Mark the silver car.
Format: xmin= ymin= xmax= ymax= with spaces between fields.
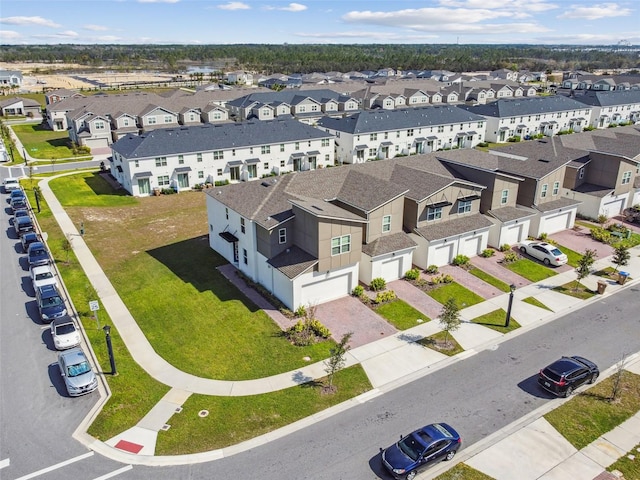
xmin=519 ymin=241 xmax=568 ymax=266
xmin=57 ymin=348 xmax=98 ymax=396
xmin=50 ymin=316 xmax=81 ymax=350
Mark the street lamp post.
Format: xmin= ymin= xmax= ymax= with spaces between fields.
xmin=103 ymin=325 xmax=117 ymax=375
xmin=505 ymin=284 xmax=516 ymax=327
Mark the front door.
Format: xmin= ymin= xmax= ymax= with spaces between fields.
xmin=177 ymin=173 xmax=189 ymax=188
xmin=138 ymin=178 xmax=150 ymax=195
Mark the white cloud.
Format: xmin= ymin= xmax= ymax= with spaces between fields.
xmin=95 ymin=35 xmax=122 ymax=42
xmin=84 ymin=24 xmax=109 ymax=31
xmin=218 ymin=2 xmax=250 ymax=10
xmin=295 ymin=31 xmax=439 ymax=42
xmin=0 ymin=30 xmax=21 ymax=40
xmin=0 ymin=16 xmax=61 ymax=28
xmin=438 ymin=0 xmax=558 ymax=11
xmin=280 ymin=3 xmax=307 ymax=12
xmin=138 ymin=0 xmax=180 ymax=3
xmin=558 ymin=3 xmax=632 ymax=20
xmin=31 ymin=30 xmax=79 ymax=40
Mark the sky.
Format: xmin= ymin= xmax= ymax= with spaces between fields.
xmin=0 ymin=0 xmax=639 ymax=46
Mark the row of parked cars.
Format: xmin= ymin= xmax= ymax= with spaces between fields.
xmin=5 ymin=178 xmax=98 ymax=397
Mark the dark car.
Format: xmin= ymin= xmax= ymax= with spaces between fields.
xmin=382 ymin=423 xmax=461 ymax=480
xmin=538 ymin=356 xmax=599 ymax=397
xmin=9 ymin=189 xmax=25 ymax=202
xmin=21 ymin=232 xmax=40 ymax=253
xmin=27 ymin=241 xmax=50 ymax=267
xmin=35 ymin=284 xmax=67 ymax=322
xmin=10 ymin=208 xmax=29 ymax=225
xmin=14 ymin=215 xmax=34 ymax=236
xmin=10 ymin=197 xmax=28 ymax=213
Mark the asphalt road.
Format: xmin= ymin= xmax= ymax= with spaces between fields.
xmin=2 ymin=167 xmax=640 ymax=479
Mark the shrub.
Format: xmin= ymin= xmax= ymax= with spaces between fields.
xmin=481 ymin=248 xmax=495 ymax=258
xmin=597 ymin=214 xmax=608 ymax=225
xmin=294 ymin=305 xmax=307 ymax=318
xmin=370 ymin=277 xmax=387 ymax=292
xmin=590 ymin=227 xmax=612 ymax=244
xmin=477 ymin=142 xmax=489 ymax=147
xmin=503 ymin=251 xmax=519 ymax=263
xmin=374 ymin=290 xmax=397 ymax=304
xmin=584 ymin=126 xmax=595 ymax=131
xmin=499 ymin=244 xmax=511 ymax=252
xmin=214 ymin=179 xmax=229 ymax=187
xmin=452 ymin=254 xmax=469 ymax=266
xmin=431 ymin=274 xmax=453 ymax=284
xmin=425 ymin=265 xmax=439 ymax=274
xmin=352 ymin=285 xmax=364 ymax=297
xmin=309 ymin=319 xmax=331 ymax=338
xmin=279 ymin=307 xmax=294 ymax=318
xmin=507 ymin=135 xmax=521 ymax=143
xmin=404 ymin=268 xmax=421 ymax=281
xmin=538 ymin=232 xmax=548 ymax=241
xmin=161 ymin=187 xmax=176 ymax=195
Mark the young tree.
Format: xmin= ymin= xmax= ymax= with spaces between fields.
xmin=61 ymin=235 xmax=72 ymax=265
xmin=574 ymin=249 xmax=597 ymax=291
xmin=439 ymin=298 xmax=461 ymax=347
xmin=612 ymin=244 xmax=630 ymax=273
xmin=324 ymin=332 xmax=353 ymax=393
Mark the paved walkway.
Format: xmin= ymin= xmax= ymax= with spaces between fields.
xmin=33 ymin=172 xmax=640 ymax=477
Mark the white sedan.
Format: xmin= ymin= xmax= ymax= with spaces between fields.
xmin=50 ymin=315 xmax=81 ymax=350
xmin=30 ymin=264 xmax=58 ymax=291
xmin=519 ymin=241 xmax=568 ymax=266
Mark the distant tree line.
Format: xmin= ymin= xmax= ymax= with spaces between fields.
xmin=0 ymin=44 xmax=638 ymax=74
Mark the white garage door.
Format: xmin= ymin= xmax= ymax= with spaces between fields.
xmin=381 ymin=257 xmax=402 ymax=281
xmin=542 ymin=212 xmax=571 ymax=234
xmin=461 ymin=235 xmax=482 ymax=257
xmin=300 ymin=273 xmax=350 ymax=306
xmin=602 ymin=199 xmax=625 ymax=217
xmin=503 ymin=224 xmax=524 ymax=245
xmin=430 ymin=243 xmax=455 ymax=266
xmin=86 ymin=138 xmax=110 ymax=149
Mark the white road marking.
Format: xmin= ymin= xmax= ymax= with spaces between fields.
xmin=93 ymin=465 xmax=133 ymax=480
xmin=14 ymin=451 xmax=94 ymax=480
xmin=0 ymin=458 xmax=10 ymax=469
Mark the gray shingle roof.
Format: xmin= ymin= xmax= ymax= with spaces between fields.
xmin=111 ymin=119 xmax=331 ymax=158
xmin=335 ymin=170 xmax=408 ymax=213
xmin=460 ymin=95 xmax=588 ymax=118
xmin=414 ymin=213 xmax=493 ymax=241
xmin=361 ymin=232 xmax=417 ymax=257
xmin=534 ymin=197 xmax=582 ymax=212
xmin=487 ymin=206 xmax=536 ymax=222
xmin=572 ymin=90 xmax=640 ymax=107
xmin=226 ymin=88 xmax=351 ymax=109
xmin=267 ymin=245 xmax=318 ymax=279
xmin=316 ymin=105 xmax=486 ymax=134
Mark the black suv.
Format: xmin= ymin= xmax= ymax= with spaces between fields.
xmin=538 ymin=356 xmax=599 ymax=397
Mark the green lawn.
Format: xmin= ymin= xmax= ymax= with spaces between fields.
xmin=375 ymin=299 xmax=430 ymax=330
xmin=468 ymin=267 xmax=511 ymax=292
xmin=155 ymin=365 xmax=372 ymax=454
xmin=522 ymin=296 xmax=552 ymax=311
xmin=434 ymin=463 xmax=495 ymax=480
xmin=504 ymin=258 xmax=558 ymax=282
xmin=12 ymin=123 xmax=89 ymax=159
xmin=608 ymin=442 xmax=640 ymax=479
xmin=418 ymin=331 xmax=464 ymax=356
xmin=553 ymin=281 xmax=596 ymax=300
xmin=50 ymin=171 xmax=136 ymax=206
xmin=545 ymin=371 xmax=640 ymax=450
xmin=471 ymin=309 xmax=521 ymax=334
xmin=554 ymin=243 xmax=583 ymax=268
xmin=427 ymin=282 xmax=484 ymax=308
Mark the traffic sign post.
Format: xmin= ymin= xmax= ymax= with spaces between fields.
xmin=89 ymin=300 xmax=100 ymax=328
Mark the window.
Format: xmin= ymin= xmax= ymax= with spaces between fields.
xmin=155 ymin=157 xmax=167 ymax=167
xmin=308 ymin=140 xmax=312 ymax=147
xmin=501 ymin=189 xmax=509 ymax=205
xmin=295 ymin=142 xmax=299 ymax=150
xmin=458 ymin=200 xmax=472 ymax=214
xmin=123 ymin=118 xmax=130 ymax=127
xmin=225 ymin=208 xmax=229 ymax=220
xmin=321 ymin=138 xmax=330 ymax=147
xmin=134 ymin=160 xmax=139 ymax=168
xmin=331 ymin=235 xmax=351 ymax=255
xmin=147 ymin=116 xmax=157 ymax=125
xmin=243 ymin=248 xmax=248 ymax=265
xmin=213 ymin=150 xmax=224 ymax=160
xmin=382 ymin=215 xmax=391 ymax=232
xmin=217 ymin=168 xmax=222 ymax=176
xmin=261 ymin=145 xmax=271 ymax=154
xmin=213 ymin=111 xmax=222 ymax=120
xmin=240 ymin=218 xmax=245 ymax=234
xmin=94 ymin=121 xmax=105 ymax=130
xmin=325 ymin=154 xmax=330 ymax=163
xmin=552 ymin=181 xmax=560 ymax=195
xmin=263 ymin=162 xmax=269 ymax=170
xmin=157 ymin=175 xmax=169 ymax=186
xmin=280 ymin=144 xmax=285 ymax=152
xmin=579 ymin=168 xmax=585 ymax=179
xmin=541 ymin=183 xmax=548 ymax=198
xmin=427 ymin=207 xmax=442 ymax=221
xmin=278 ymin=228 xmax=286 ymax=244
xmin=370 ymin=133 xmax=377 ymax=141
xmin=164 ymin=115 xmax=172 ymax=123
xmin=247 ymin=164 xmax=257 ymax=179
xmin=197 ymin=153 xmax=203 ymax=162
xmin=178 ymin=155 xmax=184 ymax=164
xmin=407 ymin=128 xmax=414 ymax=137
xmin=622 ymin=171 xmax=632 ymax=185
xmin=280 ymin=160 xmax=286 ymax=167
xmin=437 ymin=125 xmax=444 ymax=133
xmin=369 ymin=148 xmax=377 ymax=157
xmin=198 ymin=170 xmax=204 ymax=179
xmin=232 ymin=149 xmax=236 ymax=156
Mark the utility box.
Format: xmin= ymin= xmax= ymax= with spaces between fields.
xmin=618 ymin=272 xmax=629 ymax=285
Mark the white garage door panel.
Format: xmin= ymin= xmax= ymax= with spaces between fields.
xmin=381 ymin=258 xmax=402 ymax=281
xmin=461 ymin=236 xmax=482 ymax=257
xmin=602 ymin=199 xmax=624 ymax=217
xmin=431 ymin=243 xmax=454 ymax=266
xmin=300 ymin=274 xmax=350 ymax=306
xmin=503 ymin=224 xmax=523 ymax=246
xmin=542 ymin=212 xmax=570 ymax=234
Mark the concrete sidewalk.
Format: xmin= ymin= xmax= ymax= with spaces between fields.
xmin=36 ymin=172 xmax=640 ymax=474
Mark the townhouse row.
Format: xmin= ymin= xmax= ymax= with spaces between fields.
xmin=204 ymin=125 xmax=640 ymax=311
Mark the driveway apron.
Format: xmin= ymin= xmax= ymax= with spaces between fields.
xmin=387 ymin=279 xmax=444 ymax=320
xmin=550 ymin=227 xmax=614 ymax=261
xmin=438 ymin=264 xmax=504 ymax=299
xmin=470 ymin=254 xmax=532 ymax=288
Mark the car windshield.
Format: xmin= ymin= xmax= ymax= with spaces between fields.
xmin=43 ymin=296 xmax=63 ymax=307
xmin=542 ymin=367 xmax=563 ymax=382
xmin=36 ymin=272 xmax=54 ymax=281
xmin=67 ymin=361 xmax=90 ymax=377
xmin=55 ymin=323 xmax=76 ymax=335
xmin=31 ymin=249 xmax=46 ymax=256
xmin=398 ymin=433 xmax=423 ymax=461
xmin=550 ymin=248 xmax=563 ymax=256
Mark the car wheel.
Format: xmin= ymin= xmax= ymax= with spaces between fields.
xmin=405 ymin=471 xmax=416 ymax=480
xmin=564 ymin=385 xmax=574 ymax=398
xmin=543 ymin=258 xmax=550 ymax=266
xmin=520 ymin=246 xmax=527 ymax=253
xmin=445 ymin=450 xmax=456 ymax=461
xmin=589 ymin=372 xmax=599 ymax=384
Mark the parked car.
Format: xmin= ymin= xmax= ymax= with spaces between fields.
xmin=10 ymin=208 xmax=29 ymax=225
xmin=10 ymin=197 xmax=28 ymax=213
xmin=50 ymin=315 xmax=81 ymax=350
xmin=9 ymin=188 xmax=25 ymax=201
xmin=538 ymin=356 xmax=599 ymax=397
xmin=381 ymin=423 xmax=461 ymax=480
xmin=27 ymin=241 xmax=50 ymax=267
xmin=35 ymin=284 xmax=67 ymax=322
xmin=519 ymin=241 xmax=568 ymax=266
xmin=57 ymin=347 xmax=98 ymax=396
xmin=21 ymin=232 xmax=40 ymax=253
xmin=2 ymin=177 xmax=20 ymax=193
xmin=14 ymin=215 xmax=34 ymax=236
xmin=30 ymin=264 xmax=58 ymax=291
